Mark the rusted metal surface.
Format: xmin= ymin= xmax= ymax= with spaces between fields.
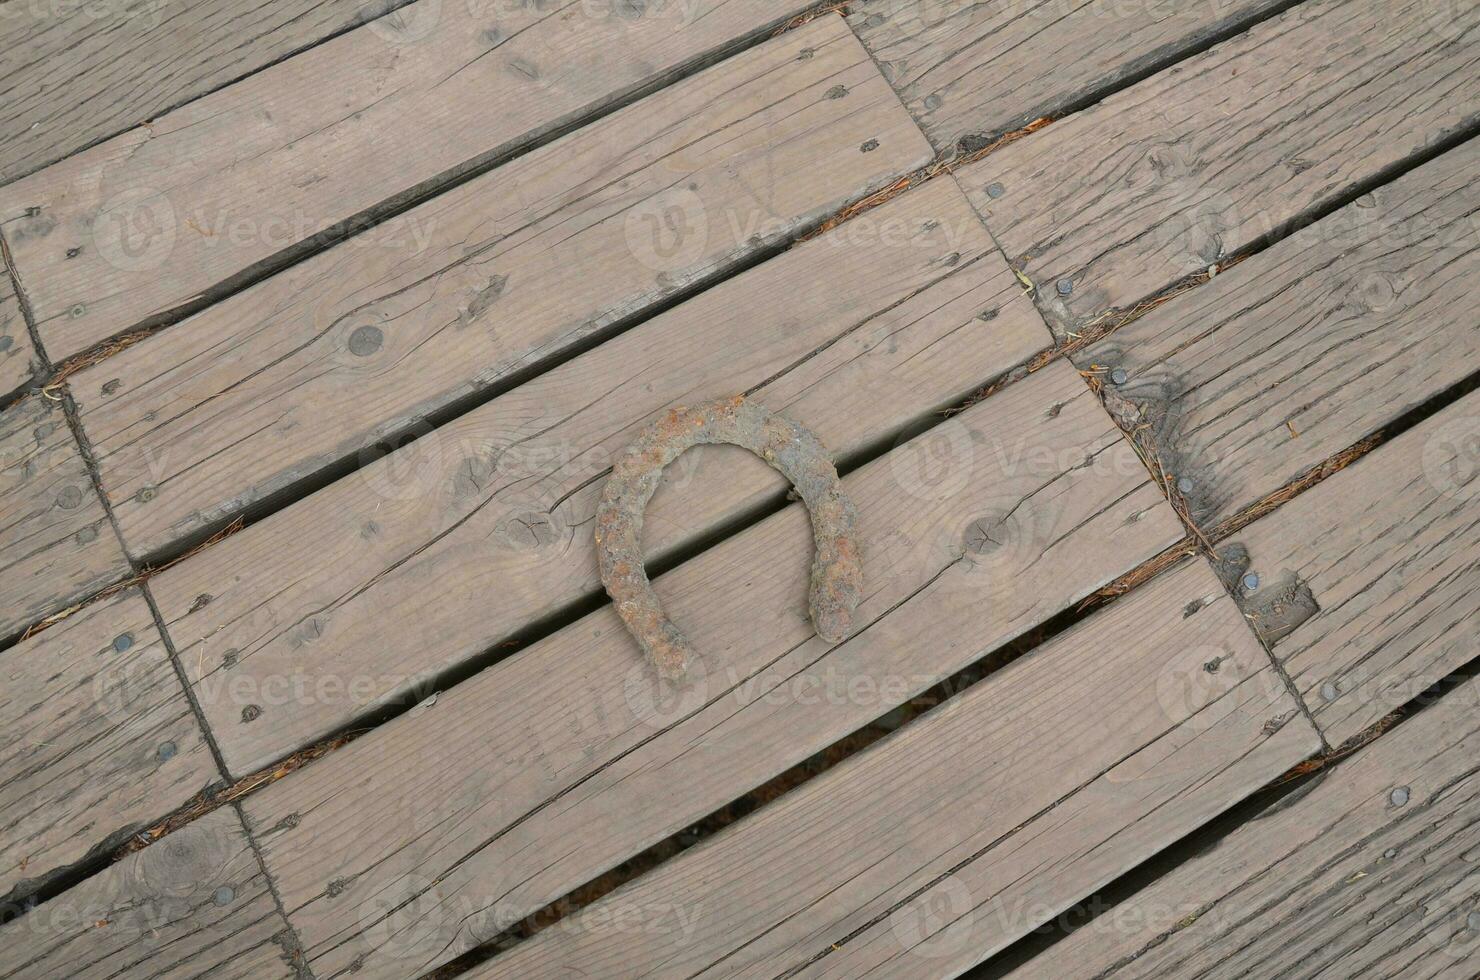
xmin=596 ymin=396 xmax=862 ymax=678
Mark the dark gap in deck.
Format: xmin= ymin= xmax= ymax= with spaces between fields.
xmin=968 ymin=655 xmax=1480 ymax=979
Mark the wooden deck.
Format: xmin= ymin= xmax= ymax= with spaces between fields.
xmin=0 ymin=1 xmax=1476 ymax=977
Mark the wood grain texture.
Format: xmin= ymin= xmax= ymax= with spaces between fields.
xmin=0 ymin=0 xmax=815 ymax=360
xmin=0 ymin=272 xmax=38 ymax=400
xmin=1078 ymin=138 xmax=1480 ymax=527
xmin=957 ymin=0 xmax=1480 ymax=334
xmin=0 ymin=0 xmax=418 ymax=186
xmin=0 ymin=807 xmax=301 ymax=979
xmin=144 ymin=174 xmax=1040 ymax=778
xmin=0 ymin=589 xmax=216 ymax=902
xmin=0 ymin=395 xmax=129 ymax=640
xmin=848 ymin=0 xmax=1285 ymax=152
xmin=475 ymin=560 xmax=1319 ymax=979
xmin=71 ymin=14 xmax=933 ymax=560
xmin=1219 ymin=392 xmax=1480 ymax=748
xmin=1005 ymin=672 xmax=1480 ymax=979
xmin=241 ymin=360 xmax=1184 ymax=980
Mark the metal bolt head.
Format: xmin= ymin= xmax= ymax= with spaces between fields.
xmin=1468 ymin=911 xmax=1480 ymax=932
xmin=213 ymin=886 xmax=235 ymax=907
xmin=1320 ymin=681 xmax=1339 ymax=702
xmin=1242 ymin=572 xmax=1260 ymax=591
xmin=985 ymin=182 xmax=1006 ymax=199
xmin=1176 ymin=477 xmax=1194 ymax=494
xmin=1390 ymin=786 xmax=1410 ymax=807
xmin=1109 ymin=367 xmax=1129 ymax=386
xmin=1055 ymin=278 xmax=1074 ymax=296
xmin=112 ymin=632 xmax=134 ymax=653
xmin=156 ymin=741 xmax=177 ymax=761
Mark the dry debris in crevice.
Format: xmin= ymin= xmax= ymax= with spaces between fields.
xmin=39 ymin=329 xmax=154 ymax=400
xmin=775 ymin=0 xmax=852 ymax=34
xmin=1275 ymin=708 xmax=1402 ymax=785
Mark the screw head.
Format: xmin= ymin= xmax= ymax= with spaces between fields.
xmin=156 ymin=741 xmax=177 ymax=761
xmin=1242 ymin=572 xmax=1260 ymax=591
xmin=1320 ymin=681 xmax=1339 ymax=702
xmin=1468 ymin=911 xmax=1480 ymax=932
xmin=1109 ymin=367 xmax=1129 ymax=386
xmin=1176 ymin=477 xmax=1193 ymax=494
xmin=113 ymin=633 xmax=134 ymax=653
xmin=984 ymin=182 xmax=1006 ymax=199
xmin=1055 ymin=278 xmax=1074 ymax=296
xmin=213 ymin=886 xmax=235 ymax=907
xmin=1390 ymin=786 xmax=1410 ymax=807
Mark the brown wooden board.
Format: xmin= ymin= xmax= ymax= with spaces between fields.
xmin=0 ymin=1 xmax=419 ymax=186
xmin=0 ymin=0 xmax=817 ymax=360
xmin=1218 ymin=393 xmax=1480 ymax=748
xmin=0 ymin=273 xmax=38 ymax=400
xmin=1004 ymin=672 xmax=1480 ymax=978
xmin=472 ymin=559 xmax=1320 ymax=978
xmin=0 ymin=395 xmax=129 ymax=640
xmin=0 ymin=589 xmax=217 ymax=901
xmin=956 ymin=0 xmax=1480 ymax=335
xmin=240 ymin=359 xmax=1185 ymax=980
xmin=148 ymin=175 xmax=1047 ymax=779
xmin=848 ymin=0 xmax=1285 ymax=152
xmin=71 ymin=14 xmax=933 ymax=561
xmin=1077 ymin=138 xmax=1480 ymax=529
xmin=0 ymin=807 xmax=302 ymax=979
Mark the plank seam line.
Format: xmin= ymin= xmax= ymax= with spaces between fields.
xmin=231 ymin=801 xmax=320 ymax=980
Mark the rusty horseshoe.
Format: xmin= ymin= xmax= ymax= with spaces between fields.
xmin=595 ymin=396 xmax=863 ymax=679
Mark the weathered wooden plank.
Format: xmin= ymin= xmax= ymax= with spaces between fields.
xmin=0 ymin=272 xmax=38 ymax=400
xmin=0 ymin=0 xmax=818 ymax=360
xmin=848 ymin=0 xmax=1285 ymax=152
xmin=1006 ymin=672 xmax=1480 ymax=978
xmin=0 ymin=807 xmax=301 ymax=979
xmin=0 ymin=589 xmax=216 ymax=901
xmin=0 ymin=1 xmax=421 ymax=187
xmin=70 ymin=15 xmax=933 ymax=561
xmin=148 ymin=175 xmax=1044 ymax=778
xmin=473 ymin=559 xmax=1319 ymax=979
xmin=957 ymin=0 xmax=1480 ymax=334
xmin=241 ymin=359 xmax=1184 ymax=980
xmin=1216 ymin=393 xmax=1480 ymax=747
xmin=0 ymin=395 xmax=129 ymax=641
xmin=1080 ymin=138 xmax=1480 ymax=528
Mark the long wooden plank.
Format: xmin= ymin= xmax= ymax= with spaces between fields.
xmin=70 ymin=14 xmax=932 ymax=560
xmin=0 ymin=589 xmax=217 ymax=901
xmin=848 ymin=0 xmax=1284 ymax=152
xmin=1216 ymin=392 xmax=1480 ymax=748
xmin=1078 ymin=138 xmax=1480 ymax=528
xmin=1006 ymin=672 xmax=1480 ymax=978
xmin=956 ymin=0 xmax=1480 ymax=334
xmin=0 ymin=1 xmax=418 ymax=186
xmin=148 ymin=175 xmax=1045 ymax=778
xmin=0 ymin=807 xmax=301 ymax=979
xmin=0 ymin=395 xmax=129 ymax=640
xmin=241 ymin=360 xmax=1184 ymax=980
xmin=0 ymin=0 xmax=818 ymax=360
xmin=0 ymin=272 xmax=37 ymax=400
xmin=473 ymin=559 xmax=1319 ymax=978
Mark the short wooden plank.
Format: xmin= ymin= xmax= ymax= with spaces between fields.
xmin=1218 ymin=392 xmax=1480 ymax=747
xmin=0 ymin=395 xmax=129 ymax=640
xmin=0 ymin=807 xmax=301 ymax=979
xmin=0 ymin=1 xmax=414 ymax=186
xmin=473 ymin=559 xmax=1320 ymax=979
xmin=241 ymin=359 xmax=1185 ymax=980
xmin=957 ymin=0 xmax=1480 ymax=334
xmin=1006 ymin=672 xmax=1480 ymax=978
xmin=149 ymin=175 xmax=1046 ymax=777
xmin=0 ymin=0 xmax=818 ymax=360
xmin=0 ymin=589 xmax=217 ymax=901
xmin=0 ymin=273 xmax=38 ymax=400
xmin=1078 ymin=137 xmax=1480 ymax=528
xmin=848 ymin=0 xmax=1284 ymax=152
xmin=71 ymin=14 xmax=933 ymax=560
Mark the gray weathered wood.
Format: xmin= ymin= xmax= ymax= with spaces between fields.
xmin=472 ymin=559 xmax=1319 ymax=979
xmin=0 ymin=272 xmax=38 ymax=400
xmin=1005 ymin=672 xmax=1480 ymax=978
xmin=1079 ymin=138 xmax=1480 ymax=527
xmin=1219 ymin=392 xmax=1480 ymax=748
xmin=848 ymin=0 xmax=1285 ymax=152
xmin=0 ymin=0 xmax=817 ymax=360
xmin=241 ymin=359 xmax=1185 ymax=980
xmin=957 ymin=0 xmax=1480 ymax=334
xmin=0 ymin=588 xmax=216 ymax=901
xmin=0 ymin=1 xmax=421 ymax=186
xmin=146 ymin=174 xmax=1045 ymax=778
xmin=0 ymin=395 xmax=129 ymax=640
xmin=71 ymin=14 xmax=933 ymax=561
xmin=0 ymin=807 xmax=302 ymax=979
